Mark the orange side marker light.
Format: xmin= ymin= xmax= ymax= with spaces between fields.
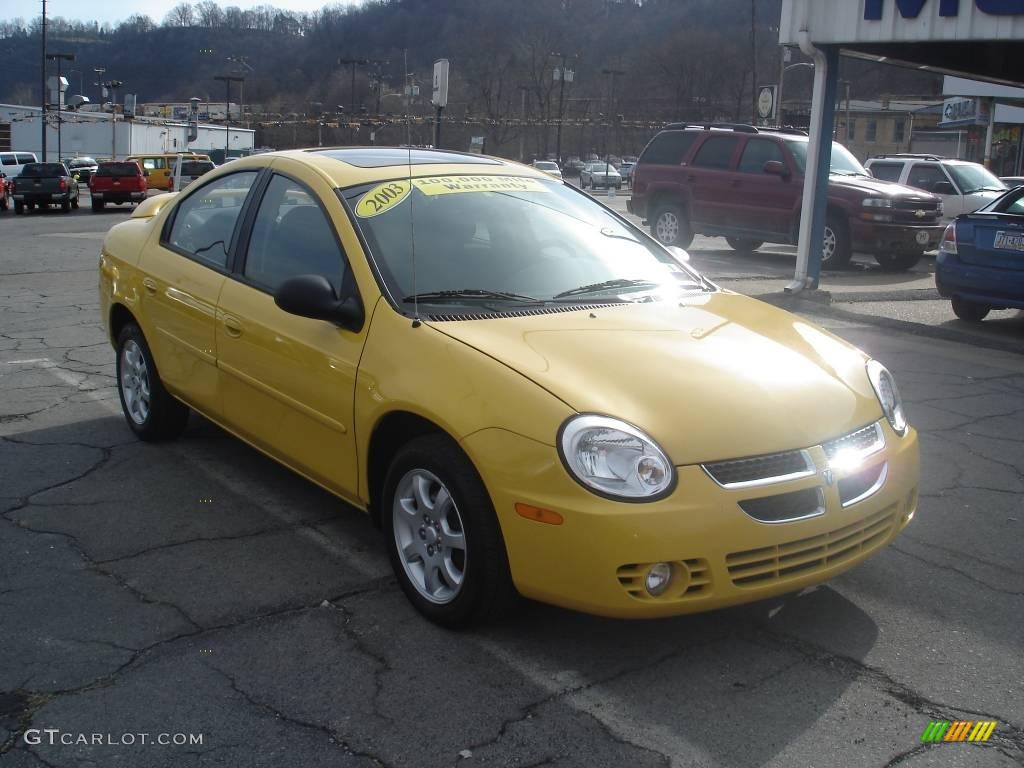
xmin=515 ymin=503 xmax=564 ymax=526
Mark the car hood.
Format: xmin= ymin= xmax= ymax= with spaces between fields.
xmin=831 ymin=174 xmax=938 ymax=201
xmin=431 ymin=292 xmax=882 ymax=465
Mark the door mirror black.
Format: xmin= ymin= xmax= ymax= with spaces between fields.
xmin=932 ymin=181 xmax=955 ymax=195
xmin=274 ymin=274 xmax=364 ymax=330
xmin=763 ymin=160 xmax=788 ymax=177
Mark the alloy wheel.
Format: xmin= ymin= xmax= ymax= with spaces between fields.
xmin=656 ymin=211 xmax=680 ymax=244
xmin=120 ymin=340 xmax=151 ymax=425
xmin=822 ymin=225 xmax=837 ymax=264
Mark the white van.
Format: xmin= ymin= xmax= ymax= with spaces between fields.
xmin=0 ymin=152 xmax=40 ymax=181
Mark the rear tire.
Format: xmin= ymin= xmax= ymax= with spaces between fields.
xmin=821 ymin=213 xmax=852 ymax=269
xmin=726 ymin=237 xmax=764 ymax=253
xmin=874 ymin=251 xmax=922 ymax=271
xmin=116 ymin=323 xmax=189 ymax=441
xmin=650 ymin=202 xmax=694 ymax=249
xmin=383 ymin=434 xmax=518 ymax=628
xmin=92 ymin=199 xmax=104 ymax=212
xmin=951 ymin=297 xmax=990 ymax=323
xmin=61 ymin=200 xmax=71 ymax=212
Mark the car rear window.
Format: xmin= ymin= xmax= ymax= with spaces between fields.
xmin=638 ymin=132 xmax=698 ymax=165
xmin=97 ymin=163 xmax=141 ymax=177
xmin=181 ymin=161 xmax=215 ymax=176
xmin=692 ymin=136 xmax=740 ymax=170
xmin=870 ymin=162 xmax=903 ymax=182
xmin=20 ymin=163 xmax=67 ymax=177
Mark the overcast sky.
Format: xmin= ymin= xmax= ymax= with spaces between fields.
xmin=4 ymin=0 xmax=357 ymax=26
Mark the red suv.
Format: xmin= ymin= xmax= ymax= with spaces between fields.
xmin=629 ymin=124 xmax=944 ymax=271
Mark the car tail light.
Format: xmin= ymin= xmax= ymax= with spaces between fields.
xmin=939 ymin=223 xmax=957 ymax=255
xmin=8 ymin=180 xmax=13 ymax=193
xmin=58 ymin=178 xmax=66 ymax=191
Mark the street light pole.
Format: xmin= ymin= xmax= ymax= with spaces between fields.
xmin=518 ymin=85 xmax=528 ymax=162
xmin=101 ymin=79 xmax=123 ymax=159
xmin=41 ymin=0 xmax=47 ymax=160
xmin=214 ymin=74 xmax=244 ymax=161
xmin=601 ymin=67 xmax=625 ymax=173
xmin=47 ymin=53 xmax=74 ymax=163
xmin=552 ymin=52 xmax=575 ymax=165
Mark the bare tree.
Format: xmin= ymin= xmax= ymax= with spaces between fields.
xmin=164 ymin=2 xmax=194 ymax=28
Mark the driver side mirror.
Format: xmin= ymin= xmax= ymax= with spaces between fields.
xmin=763 ymin=160 xmax=789 ymax=178
xmin=143 ymin=170 xmax=150 ymax=176
xmin=274 ymin=274 xmax=364 ymax=331
xmin=932 ymin=181 xmax=955 ymax=195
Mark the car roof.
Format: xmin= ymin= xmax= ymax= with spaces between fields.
xmin=212 ymin=147 xmax=549 ymax=188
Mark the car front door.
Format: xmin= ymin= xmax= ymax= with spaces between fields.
xmin=732 ymin=137 xmax=795 ymax=239
xmin=686 ymin=135 xmax=741 ymax=230
xmin=215 ymin=164 xmax=367 ymax=500
xmin=139 ymin=170 xmax=261 ymax=414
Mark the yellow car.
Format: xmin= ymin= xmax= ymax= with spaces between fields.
xmin=98 ymin=148 xmax=920 ymax=627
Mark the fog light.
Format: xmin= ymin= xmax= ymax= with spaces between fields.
xmin=645 ymin=562 xmax=672 ymax=596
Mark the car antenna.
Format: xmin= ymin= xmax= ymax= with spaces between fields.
xmin=406 ymin=48 xmax=421 ymax=329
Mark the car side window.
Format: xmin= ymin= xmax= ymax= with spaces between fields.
xmin=1 ymin=155 xmax=15 ymax=166
xmin=166 ymin=171 xmax=259 ymax=269
xmin=243 ymin=174 xmax=347 ymax=295
xmin=1000 ymin=191 xmax=1024 ymax=215
xmin=869 ymin=162 xmax=903 ymax=182
xmin=738 ymin=139 xmax=784 ymax=174
xmin=17 ymin=154 xmax=35 ymax=165
xmin=639 ymin=132 xmax=698 ymax=165
xmin=907 ymin=164 xmax=952 ymax=194
xmin=691 ymin=136 xmax=740 ymax=170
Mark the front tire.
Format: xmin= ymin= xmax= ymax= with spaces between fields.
xmin=14 ymin=201 xmax=24 ymax=215
xmin=726 ymin=237 xmax=764 ymax=253
xmin=383 ymin=434 xmax=517 ymax=628
xmin=650 ymin=202 xmax=694 ymax=249
xmin=821 ymin=213 xmax=852 ymax=269
xmin=116 ymin=323 xmax=189 ymax=441
xmin=951 ymin=296 xmax=990 ymax=323
xmin=874 ymin=251 xmax=922 ymax=271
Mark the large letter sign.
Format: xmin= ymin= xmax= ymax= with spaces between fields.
xmin=865 ymin=0 xmax=1024 ymax=18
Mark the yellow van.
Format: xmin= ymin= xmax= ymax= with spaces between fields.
xmin=125 ymin=153 xmax=211 ymax=191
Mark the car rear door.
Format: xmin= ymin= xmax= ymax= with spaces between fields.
xmin=686 ymin=135 xmax=742 ymax=230
xmin=214 ymin=161 xmax=367 ymax=500
xmin=139 ymin=169 xmax=261 ymax=414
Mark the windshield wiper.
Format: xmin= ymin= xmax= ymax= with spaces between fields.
xmin=553 ymin=278 xmax=657 ymax=299
xmin=401 ymin=289 xmax=540 ymax=303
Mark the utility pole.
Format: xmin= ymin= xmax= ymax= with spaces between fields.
xmin=47 ymin=52 xmax=74 ymax=163
xmin=518 ymin=85 xmax=528 ymax=162
xmin=601 ymin=67 xmax=625 ymax=173
xmin=225 ymin=56 xmax=254 ymax=129
xmin=338 ymin=57 xmax=369 ymax=116
xmin=311 ymin=102 xmax=323 ymax=147
xmin=552 ymin=52 xmax=575 ymax=165
xmin=750 ymin=0 xmax=758 ymax=124
xmin=214 ymin=74 xmax=244 ymax=161
xmin=102 ymin=79 xmax=123 ymax=159
xmin=93 ymin=67 xmax=105 ymax=106
xmin=40 ymin=0 xmax=47 ymax=160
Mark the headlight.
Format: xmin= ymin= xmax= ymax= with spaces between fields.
xmin=862 ymin=197 xmax=894 ymax=208
xmin=866 ymin=360 xmax=908 ymax=435
xmin=558 ymin=415 xmax=675 ymax=501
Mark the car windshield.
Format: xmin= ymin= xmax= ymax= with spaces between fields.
xmin=947 ymin=163 xmax=1006 ymax=194
xmin=342 ymin=174 xmax=708 ymax=310
xmin=786 ymin=140 xmax=869 ymax=177
xmin=20 ymin=163 xmax=67 ymax=177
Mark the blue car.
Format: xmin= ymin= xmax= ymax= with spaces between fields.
xmin=935 ymin=186 xmax=1024 ymax=322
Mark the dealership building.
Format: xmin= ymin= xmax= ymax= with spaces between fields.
xmin=0 ymin=104 xmax=255 ymax=163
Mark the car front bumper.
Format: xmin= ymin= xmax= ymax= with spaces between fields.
xmin=464 ymin=420 xmax=919 ymax=618
xmin=851 ymin=221 xmax=944 ymax=253
xmin=935 ymin=251 xmax=1024 ymax=310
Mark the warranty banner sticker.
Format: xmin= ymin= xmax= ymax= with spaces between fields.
xmin=412 ymin=176 xmax=549 ymax=196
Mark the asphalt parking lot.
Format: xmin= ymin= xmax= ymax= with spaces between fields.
xmin=1 ymin=189 xmax=1022 ymax=767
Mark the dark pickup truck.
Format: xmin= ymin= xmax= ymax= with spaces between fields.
xmin=89 ymin=161 xmax=147 ymax=210
xmin=12 ymin=162 xmax=81 ymax=214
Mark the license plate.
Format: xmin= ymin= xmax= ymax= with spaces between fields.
xmin=916 ymin=231 xmax=930 ymax=245
xmin=993 ymin=231 xmax=1024 ymax=251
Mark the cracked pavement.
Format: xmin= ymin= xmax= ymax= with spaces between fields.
xmin=1 ymin=206 xmax=1022 ymax=767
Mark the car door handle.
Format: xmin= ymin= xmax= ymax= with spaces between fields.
xmin=142 ymin=277 xmax=157 ymax=295
xmin=223 ymin=316 xmax=243 ymax=337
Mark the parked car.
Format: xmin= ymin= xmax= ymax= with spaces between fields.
xmin=1000 ymin=176 xmax=1024 ymax=188
xmin=64 ymin=157 xmax=99 ymax=183
xmin=0 ymin=151 xmax=39 ymax=181
xmin=0 ymin=173 xmax=10 ymax=211
xmin=126 ymin=153 xmax=212 ymax=191
xmin=581 ymin=161 xmax=622 ymax=190
xmin=99 ymin=147 xmax=919 ymax=627
xmin=619 ymin=161 xmax=636 ymax=185
xmin=11 ymin=162 xmax=80 ymax=214
xmin=168 ymin=158 xmax=217 ymax=191
xmin=89 ymin=161 xmax=148 ymax=211
xmin=563 ymin=159 xmax=587 ymax=177
xmin=531 ymin=160 xmax=563 ymax=180
xmin=865 ymin=155 xmax=1007 ymax=222
xmin=935 ymin=185 xmax=1024 ymax=322
xmin=629 ymin=124 xmax=944 ymax=270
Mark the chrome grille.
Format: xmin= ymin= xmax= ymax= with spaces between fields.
xmin=822 ymin=422 xmax=885 ymax=462
xmin=738 ymin=487 xmax=824 ymax=523
xmin=726 ymin=505 xmax=898 ymax=587
xmin=703 ymin=450 xmax=814 ymax=488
